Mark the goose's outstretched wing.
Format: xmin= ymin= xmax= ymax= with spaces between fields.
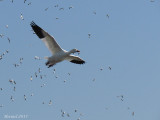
xmin=30 ymin=21 xmax=62 ymax=55
xmin=65 ymin=55 xmax=85 ymax=64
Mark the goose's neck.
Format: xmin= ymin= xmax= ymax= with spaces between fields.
xmin=67 ymin=49 xmax=75 ymax=55
xmin=66 ymin=49 xmax=79 ymax=56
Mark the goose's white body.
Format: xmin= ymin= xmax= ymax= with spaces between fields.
xmin=46 ymin=50 xmax=68 ymax=66
xmin=30 ymin=21 xmax=85 ymax=68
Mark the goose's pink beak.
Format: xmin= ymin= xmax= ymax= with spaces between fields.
xmin=76 ymin=50 xmax=80 ymax=52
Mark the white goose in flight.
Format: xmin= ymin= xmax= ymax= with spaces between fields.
xmin=30 ymin=21 xmax=85 ymax=68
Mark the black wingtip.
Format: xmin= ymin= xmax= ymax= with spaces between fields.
xmin=30 ymin=21 xmax=45 ymax=39
xmin=30 ymin=21 xmax=36 ymax=26
xmin=70 ymin=60 xmax=85 ymax=64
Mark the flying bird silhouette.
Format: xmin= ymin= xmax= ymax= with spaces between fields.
xmin=30 ymin=21 xmax=85 ymax=68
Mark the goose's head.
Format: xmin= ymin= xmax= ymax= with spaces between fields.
xmin=70 ymin=49 xmax=80 ymax=54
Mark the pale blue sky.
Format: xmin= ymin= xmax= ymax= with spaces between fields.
xmin=0 ymin=0 xmax=160 ymax=120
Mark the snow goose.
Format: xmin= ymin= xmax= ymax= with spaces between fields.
xmin=30 ymin=21 xmax=85 ymax=68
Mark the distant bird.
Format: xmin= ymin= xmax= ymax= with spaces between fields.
xmin=54 ymin=4 xmax=58 ymax=7
xmin=14 ymin=81 xmax=16 ymax=84
xmin=9 ymin=79 xmax=16 ymax=84
xmin=93 ymin=11 xmax=96 ymax=15
xmin=61 ymin=110 xmax=65 ymax=117
xmin=35 ymin=72 xmax=37 ymax=77
xmin=0 ymin=104 xmax=4 ymax=107
xmin=11 ymin=0 xmax=13 ymax=3
xmin=61 ymin=114 xmax=64 ymax=117
xmin=38 ymin=68 xmax=41 ymax=73
xmin=61 ymin=109 xmax=64 ymax=113
xmin=40 ymin=75 xmax=43 ymax=79
xmin=100 ymin=68 xmax=103 ymax=71
xmin=24 ymin=0 xmax=26 ymax=3
xmin=20 ymin=57 xmax=23 ymax=64
xmin=68 ymin=73 xmax=71 ymax=75
xmin=30 ymin=21 xmax=85 ymax=68
xmin=67 ymin=113 xmax=70 ymax=117
xmin=10 ymin=96 xmax=14 ymax=101
xmin=13 ymin=64 xmax=19 ymax=67
xmin=74 ymin=109 xmax=77 ymax=112
xmin=59 ymin=8 xmax=64 ymax=10
xmin=24 ymin=95 xmax=27 ymax=101
xmin=88 ymin=33 xmax=91 ymax=38
xmin=45 ymin=7 xmax=49 ymax=11
xmin=53 ymin=69 xmax=56 ymax=74
xmin=108 ymin=66 xmax=111 ymax=70
xmin=6 ymin=25 xmax=8 ymax=28
xmin=49 ymin=100 xmax=52 ymax=105
xmin=41 ymin=83 xmax=45 ymax=87
xmin=92 ymin=78 xmax=96 ymax=82
xmin=3 ymin=50 xmax=9 ymax=53
xmin=20 ymin=14 xmax=24 ymax=20
xmin=34 ymin=56 xmax=41 ymax=60
xmin=0 ymin=34 xmax=4 ymax=38
xmin=28 ymin=2 xmax=31 ymax=5
xmin=117 ymin=95 xmax=124 ymax=101
xmin=30 ymin=76 xmax=33 ymax=81
xmin=7 ymin=37 xmax=10 ymax=43
xmin=0 ymin=88 xmax=3 ymax=90
xmin=68 ymin=6 xmax=73 ymax=9
xmin=106 ymin=14 xmax=109 ymax=18
xmin=0 ymin=55 xmax=2 ymax=60
xmin=13 ymin=86 xmax=16 ymax=91
xmin=56 ymin=17 xmax=59 ymax=20
xmin=2 ymin=52 xmax=5 ymax=56
xmin=13 ymin=64 xmax=16 ymax=67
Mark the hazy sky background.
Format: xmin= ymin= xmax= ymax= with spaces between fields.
xmin=0 ymin=0 xmax=160 ymax=120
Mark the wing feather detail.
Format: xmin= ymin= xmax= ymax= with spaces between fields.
xmin=65 ymin=55 xmax=85 ymax=64
xmin=30 ymin=21 xmax=62 ymax=55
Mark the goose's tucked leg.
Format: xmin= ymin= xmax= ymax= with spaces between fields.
xmin=48 ymin=64 xmax=54 ymax=68
xmin=45 ymin=61 xmax=50 ymax=66
xmin=45 ymin=61 xmax=55 ymax=68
